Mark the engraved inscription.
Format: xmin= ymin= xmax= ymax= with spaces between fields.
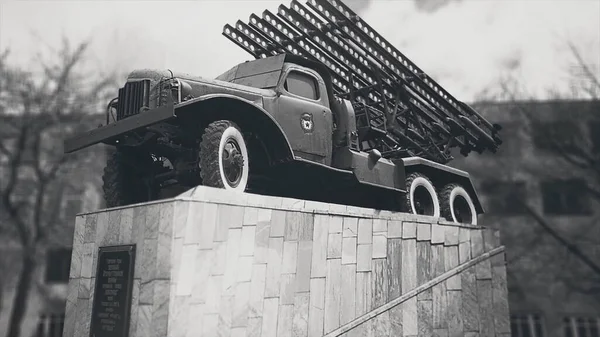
xmin=90 ymin=245 xmax=136 ymax=337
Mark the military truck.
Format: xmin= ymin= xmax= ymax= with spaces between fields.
xmin=64 ymin=0 xmax=502 ymax=226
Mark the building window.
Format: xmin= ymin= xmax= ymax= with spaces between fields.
xmin=489 ymin=121 xmax=522 ymax=157
xmin=479 ymin=180 xmax=527 ymax=215
xmin=532 ymin=121 xmax=580 ymax=152
xmin=563 ymin=316 xmax=600 ymax=337
xmin=589 ymin=122 xmax=600 ymax=152
xmin=36 ymin=314 xmax=65 ymax=337
xmin=540 ymin=179 xmax=591 ymax=215
xmin=45 ymin=248 xmax=72 ymax=283
xmin=511 ymin=313 xmax=546 ymax=337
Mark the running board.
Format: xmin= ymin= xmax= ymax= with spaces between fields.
xmin=323 ymin=245 xmax=506 ymax=337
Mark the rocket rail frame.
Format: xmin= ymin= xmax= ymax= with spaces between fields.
xmin=222 ymin=0 xmax=502 ymax=164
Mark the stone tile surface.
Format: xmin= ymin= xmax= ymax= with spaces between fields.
xmin=63 ymin=187 xmax=509 ymax=337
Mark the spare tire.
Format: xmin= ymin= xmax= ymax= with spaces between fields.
xmin=403 ymin=172 xmax=440 ymax=217
xmin=440 ymin=183 xmax=477 ymax=225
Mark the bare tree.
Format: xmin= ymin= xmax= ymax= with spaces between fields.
xmin=477 ymin=42 xmax=600 ymax=305
xmin=0 ymin=38 xmax=117 ymax=337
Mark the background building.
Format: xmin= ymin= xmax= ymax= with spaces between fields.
xmin=0 ymin=113 xmax=106 ymax=337
xmin=452 ymin=99 xmax=600 ymax=337
xmin=1 ymin=100 xmax=599 ymax=337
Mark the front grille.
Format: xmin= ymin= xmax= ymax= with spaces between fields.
xmin=117 ymin=79 xmax=150 ymax=120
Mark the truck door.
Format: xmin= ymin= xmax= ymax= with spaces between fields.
xmin=275 ymin=65 xmax=333 ymax=166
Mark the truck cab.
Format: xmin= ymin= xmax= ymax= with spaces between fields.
xmin=271 ymin=62 xmax=334 ymax=166
xmin=215 ymin=54 xmax=352 ymax=169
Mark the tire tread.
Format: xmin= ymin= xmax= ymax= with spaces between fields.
xmin=102 ymin=150 xmax=153 ymax=208
xmin=199 ymin=120 xmax=244 ymax=188
xmin=403 ymin=172 xmax=437 ymax=214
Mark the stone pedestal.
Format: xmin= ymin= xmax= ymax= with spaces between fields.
xmin=63 ymin=186 xmax=510 ymax=337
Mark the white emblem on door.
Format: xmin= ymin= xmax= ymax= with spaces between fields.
xmin=300 ymin=113 xmax=314 ymax=133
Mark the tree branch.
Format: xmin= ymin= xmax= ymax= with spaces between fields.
xmin=475 ymin=37 xmax=600 ymax=303
xmin=44 ymin=182 xmax=66 ymax=236
xmin=0 ymin=121 xmax=32 ymax=245
xmin=567 ymin=41 xmax=600 ymax=97
xmin=31 ymin=180 xmax=47 ymax=245
xmin=523 ymin=203 xmax=600 ymax=278
xmin=1 ymin=36 xmax=123 ymax=337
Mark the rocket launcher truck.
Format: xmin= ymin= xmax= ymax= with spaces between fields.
xmin=64 ymin=0 xmax=502 ymax=226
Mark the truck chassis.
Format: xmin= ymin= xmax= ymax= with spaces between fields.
xmin=64 ymin=0 xmax=502 ymax=226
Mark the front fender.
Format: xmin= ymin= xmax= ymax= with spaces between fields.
xmin=175 ymin=94 xmax=295 ymax=163
xmin=177 ymin=92 xmax=265 ymax=110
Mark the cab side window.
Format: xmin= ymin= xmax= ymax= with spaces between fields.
xmin=284 ymin=71 xmax=320 ymax=100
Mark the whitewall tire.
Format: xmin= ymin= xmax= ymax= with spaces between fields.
xmin=403 ymin=172 xmax=441 ymax=217
xmin=199 ymin=120 xmax=249 ymax=191
xmin=440 ymin=184 xmax=477 ymax=225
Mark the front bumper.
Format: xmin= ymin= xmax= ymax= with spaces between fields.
xmin=63 ymin=104 xmax=175 ymax=154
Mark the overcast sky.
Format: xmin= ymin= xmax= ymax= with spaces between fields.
xmin=0 ymin=0 xmax=598 ymax=102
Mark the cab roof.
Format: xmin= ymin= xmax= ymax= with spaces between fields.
xmin=216 ymin=53 xmax=334 ymax=96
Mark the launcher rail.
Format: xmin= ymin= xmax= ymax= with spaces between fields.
xmin=222 ymin=0 xmax=502 ymax=164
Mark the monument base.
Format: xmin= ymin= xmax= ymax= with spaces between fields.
xmin=63 ymin=186 xmax=510 ymax=337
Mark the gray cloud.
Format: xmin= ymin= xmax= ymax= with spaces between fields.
xmin=500 ymin=53 xmax=523 ymax=72
xmin=0 ymin=0 xmax=597 ymax=102
xmin=414 ymin=0 xmax=463 ymax=13
xmin=343 ymin=0 xmax=374 ymax=14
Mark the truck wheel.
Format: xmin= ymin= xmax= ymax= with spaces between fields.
xmin=403 ymin=173 xmax=440 ymax=217
xmin=102 ymin=149 xmax=157 ymax=208
xmin=440 ymin=184 xmax=477 ymax=225
xmin=199 ymin=120 xmax=249 ymax=191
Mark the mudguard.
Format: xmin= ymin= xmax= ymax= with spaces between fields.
xmin=175 ymin=94 xmax=295 ymax=162
xmin=64 ymin=94 xmax=296 ymax=165
xmin=332 ymin=147 xmax=406 ymax=192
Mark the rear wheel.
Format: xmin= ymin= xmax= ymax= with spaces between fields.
xmin=403 ymin=172 xmax=440 ymax=217
xmin=102 ymin=149 xmax=159 ymax=208
xmin=199 ymin=120 xmax=249 ymax=191
xmin=440 ymin=183 xmax=477 ymax=225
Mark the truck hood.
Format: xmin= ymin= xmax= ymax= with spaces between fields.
xmin=126 ymin=69 xmax=276 ymax=102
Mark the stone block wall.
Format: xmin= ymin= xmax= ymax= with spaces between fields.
xmin=63 ymin=186 xmax=510 ymax=337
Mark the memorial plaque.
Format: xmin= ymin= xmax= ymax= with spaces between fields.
xmin=90 ymin=245 xmax=136 ymax=337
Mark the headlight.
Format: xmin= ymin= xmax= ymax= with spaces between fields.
xmin=158 ymin=78 xmax=183 ymax=106
xmin=179 ymin=80 xmax=193 ymax=101
xmin=156 ymin=77 xmax=193 ymax=106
